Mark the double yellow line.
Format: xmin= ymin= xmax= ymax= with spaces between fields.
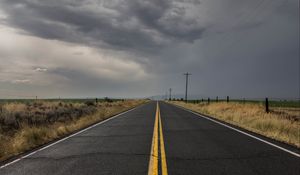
xmin=148 ymin=102 xmax=168 ymax=175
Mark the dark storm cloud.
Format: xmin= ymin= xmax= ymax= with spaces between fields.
xmin=0 ymin=0 xmax=205 ymax=53
xmin=0 ymin=0 xmax=298 ymax=99
xmin=126 ymin=1 xmax=204 ymax=41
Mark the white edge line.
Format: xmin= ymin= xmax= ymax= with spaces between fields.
xmin=172 ymin=103 xmax=300 ymax=158
xmin=0 ymin=104 xmax=144 ymax=169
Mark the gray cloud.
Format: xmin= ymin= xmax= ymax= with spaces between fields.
xmin=34 ymin=67 xmax=48 ymax=72
xmin=12 ymin=79 xmax=31 ymax=84
xmin=0 ymin=0 xmax=298 ymax=99
xmin=0 ymin=0 xmax=205 ymax=54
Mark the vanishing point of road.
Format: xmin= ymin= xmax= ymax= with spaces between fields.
xmin=1 ymin=101 xmax=299 ymax=175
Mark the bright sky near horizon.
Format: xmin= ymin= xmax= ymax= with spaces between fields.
xmin=0 ymin=0 xmax=299 ymax=99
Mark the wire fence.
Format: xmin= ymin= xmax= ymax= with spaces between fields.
xmin=169 ymin=96 xmax=300 ymax=114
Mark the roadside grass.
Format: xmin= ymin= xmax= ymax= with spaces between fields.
xmin=0 ymin=98 xmax=123 ymax=104
xmin=169 ymin=101 xmax=300 ymax=148
xmin=0 ymin=99 xmax=146 ymax=162
xmin=187 ymin=99 xmax=300 ymax=108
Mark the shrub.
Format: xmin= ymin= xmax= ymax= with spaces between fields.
xmin=104 ymin=97 xmax=113 ymax=103
xmin=85 ymin=101 xmax=95 ymax=106
xmin=0 ymin=101 xmax=98 ymax=131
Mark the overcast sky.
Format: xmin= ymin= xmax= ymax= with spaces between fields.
xmin=0 ymin=0 xmax=299 ymax=99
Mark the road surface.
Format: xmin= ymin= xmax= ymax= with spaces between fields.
xmin=0 ymin=101 xmax=299 ymax=175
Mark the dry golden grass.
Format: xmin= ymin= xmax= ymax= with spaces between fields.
xmin=169 ymin=101 xmax=300 ymax=148
xmin=2 ymin=103 xmax=27 ymax=112
xmin=270 ymin=107 xmax=300 ymax=121
xmin=0 ymin=99 xmax=146 ymax=161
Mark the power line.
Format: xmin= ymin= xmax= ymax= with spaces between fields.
xmin=184 ymin=72 xmax=191 ymax=103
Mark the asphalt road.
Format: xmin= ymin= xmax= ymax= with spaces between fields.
xmin=0 ymin=101 xmax=299 ymax=175
xmin=159 ymin=102 xmax=300 ymax=175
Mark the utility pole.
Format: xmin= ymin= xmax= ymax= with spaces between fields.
xmin=184 ymin=72 xmax=191 ymax=103
xmin=169 ymin=88 xmax=172 ymax=100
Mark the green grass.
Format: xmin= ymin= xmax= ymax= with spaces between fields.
xmin=182 ymin=99 xmax=300 ymax=108
xmin=268 ymin=100 xmax=300 ymax=108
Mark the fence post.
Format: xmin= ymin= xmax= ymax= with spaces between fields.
xmin=265 ymin=98 xmax=269 ymax=113
xmin=208 ymin=98 xmax=210 ymax=104
xmin=96 ymin=98 xmax=98 ymax=104
xmin=243 ymin=98 xmax=245 ymax=104
xmin=216 ymin=96 xmax=218 ymax=102
xmin=227 ymin=96 xmax=229 ymax=103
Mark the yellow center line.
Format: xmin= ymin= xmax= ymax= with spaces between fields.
xmin=148 ymin=102 xmax=159 ymax=175
xmin=148 ymin=102 xmax=168 ymax=175
xmin=158 ymin=104 xmax=168 ymax=175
